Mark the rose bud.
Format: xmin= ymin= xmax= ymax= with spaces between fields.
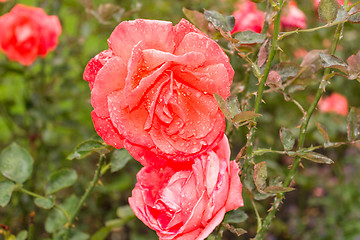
xmin=231 ymin=0 xmax=265 ymax=34
xmin=318 ymin=92 xmax=348 ymax=116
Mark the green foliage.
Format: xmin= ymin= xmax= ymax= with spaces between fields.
xmin=0 ymin=179 xmax=15 ymax=207
xmin=45 ymin=169 xmax=78 ymax=195
xmin=0 ymin=143 xmax=33 ymax=184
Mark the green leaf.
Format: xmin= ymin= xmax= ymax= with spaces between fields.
xmin=232 ymin=111 xmax=261 ymax=123
xmin=16 ymin=230 xmax=27 ymax=240
xmin=204 ymin=9 xmax=235 ymax=32
xmin=348 ymin=11 xmax=360 ymax=23
xmin=347 ymin=107 xmax=360 ymax=141
xmin=315 ymin=122 xmax=330 ymax=142
xmin=280 ymin=127 xmax=295 ymax=151
xmin=67 ymin=140 xmax=111 ymax=160
xmin=182 ymin=8 xmax=209 ymax=33
xmin=264 ymin=186 xmax=295 ymax=194
xmin=34 ymin=197 xmax=55 ymax=209
xmin=253 ymin=161 xmax=267 ymax=192
xmin=233 ymin=31 xmax=266 ymax=45
xmin=295 ymin=151 xmax=334 ymax=164
xmin=45 ymin=169 xmax=78 ymax=195
xmin=0 ymin=143 xmax=34 ymax=184
xmin=223 ymin=209 xmax=248 ymax=224
xmin=0 ymin=179 xmax=15 ymax=207
xmin=116 ymin=205 xmax=135 ymax=219
xmin=90 ymin=227 xmax=111 ymax=240
xmin=45 ymin=195 xmax=78 ymax=233
xmin=213 ymin=93 xmax=232 ymax=120
xmin=111 ymin=149 xmax=132 ymax=173
xmin=53 ymin=229 xmax=90 ymax=240
xmin=226 ymin=95 xmax=241 ymax=118
xmin=346 ymin=50 xmax=360 ymax=80
xmin=320 ymin=53 xmax=348 ymax=73
xmin=271 ymin=62 xmax=301 ymax=82
xmin=318 ymin=0 xmax=340 ymax=23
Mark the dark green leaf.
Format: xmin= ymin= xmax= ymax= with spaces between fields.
xmin=253 ymin=161 xmax=267 ymax=192
xmin=320 ymin=53 xmax=348 ymax=73
xmin=223 ymin=209 xmax=248 ymax=224
xmin=315 ymin=122 xmax=330 ymax=142
xmin=295 ymin=151 xmax=334 ymax=164
xmin=34 ymin=197 xmax=55 ymax=209
xmin=53 ymin=229 xmax=90 ymax=240
xmin=45 ymin=195 xmax=78 ymax=233
xmin=223 ymin=224 xmax=247 ymax=236
xmin=111 ymin=149 xmax=132 ymax=173
xmin=280 ymin=127 xmax=295 ymax=151
xmin=348 ymin=11 xmax=360 ymax=23
xmin=271 ymin=62 xmax=301 ymax=82
xmin=346 ymin=50 xmax=360 ymax=80
xmin=67 ymin=140 xmax=110 ymax=160
xmin=264 ymin=186 xmax=295 ymax=194
xmin=232 ymin=111 xmax=261 ymax=123
xmin=233 ymin=31 xmax=266 ymax=45
xmin=45 ymin=169 xmax=78 ymax=195
xmin=226 ymin=95 xmax=241 ymax=118
xmin=16 ymin=230 xmax=27 ymax=240
xmin=213 ymin=93 xmax=232 ymax=120
xmin=0 ymin=143 xmax=34 ymax=184
xmin=0 ymin=179 xmax=15 ymax=207
xmin=182 ymin=8 xmax=209 ymax=33
xmin=204 ymin=9 xmax=235 ymax=32
xmin=347 ymin=107 xmax=360 ymax=141
xmin=318 ymin=0 xmax=340 ymax=23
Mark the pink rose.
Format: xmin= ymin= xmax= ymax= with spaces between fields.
xmin=280 ymin=1 xmax=307 ymax=30
xmin=231 ymin=0 xmax=265 ymax=34
xmin=129 ymin=135 xmax=243 ymax=240
xmin=318 ymin=92 xmax=348 ymax=116
xmin=84 ymin=19 xmax=234 ymax=166
xmin=0 ymin=4 xmax=61 ymax=65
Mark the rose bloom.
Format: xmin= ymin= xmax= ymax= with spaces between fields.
xmin=318 ymin=93 xmax=348 ymax=116
xmin=280 ymin=1 xmax=307 ymax=30
xmin=129 ymin=135 xmax=243 ymax=240
xmin=84 ymin=19 xmax=234 ymax=166
xmin=0 ymin=4 xmax=61 ymax=65
xmin=231 ymin=0 xmax=265 ymax=34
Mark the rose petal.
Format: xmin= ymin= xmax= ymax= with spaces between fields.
xmin=108 ymin=19 xmax=175 ymax=62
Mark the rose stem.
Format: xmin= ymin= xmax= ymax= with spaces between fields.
xmin=64 ymin=154 xmax=106 ymax=240
xmin=253 ymin=19 xmax=345 ymax=240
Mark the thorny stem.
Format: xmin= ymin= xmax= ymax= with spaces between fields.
xmin=64 ymin=154 xmax=106 ymax=240
xmin=241 ymin=0 xmax=284 ymax=180
xmin=253 ymin=22 xmax=345 ymax=240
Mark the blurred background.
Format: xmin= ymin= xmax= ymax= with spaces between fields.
xmin=0 ymin=0 xmax=359 ymax=239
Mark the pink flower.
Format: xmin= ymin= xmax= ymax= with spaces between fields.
xmin=231 ymin=0 xmax=265 ymax=34
xmin=129 ymin=135 xmax=243 ymax=240
xmin=318 ymin=93 xmax=348 ymax=116
xmin=84 ymin=19 xmax=234 ymax=166
xmin=280 ymin=1 xmax=307 ymax=30
xmin=0 ymin=4 xmax=61 ymax=65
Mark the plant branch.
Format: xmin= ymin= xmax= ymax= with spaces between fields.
xmin=241 ymin=0 xmax=284 ymax=180
xmin=64 ymin=154 xmax=106 ymax=239
xmin=253 ymin=23 xmax=344 ymax=240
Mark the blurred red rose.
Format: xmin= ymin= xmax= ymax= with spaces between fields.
xmin=231 ymin=0 xmax=265 ymax=34
xmin=84 ymin=19 xmax=233 ymax=166
xmin=0 ymin=4 xmax=61 ymax=65
xmin=0 ymin=0 xmax=8 ymax=2
xmin=129 ymin=135 xmax=243 ymax=240
xmin=318 ymin=92 xmax=348 ymax=116
xmin=280 ymin=1 xmax=307 ymax=30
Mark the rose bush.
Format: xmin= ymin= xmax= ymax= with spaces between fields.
xmin=129 ymin=135 xmax=243 ymax=240
xmin=318 ymin=92 xmax=348 ymax=116
xmin=231 ymin=0 xmax=265 ymax=34
xmin=84 ymin=19 xmax=234 ymax=166
xmin=0 ymin=4 xmax=61 ymax=65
